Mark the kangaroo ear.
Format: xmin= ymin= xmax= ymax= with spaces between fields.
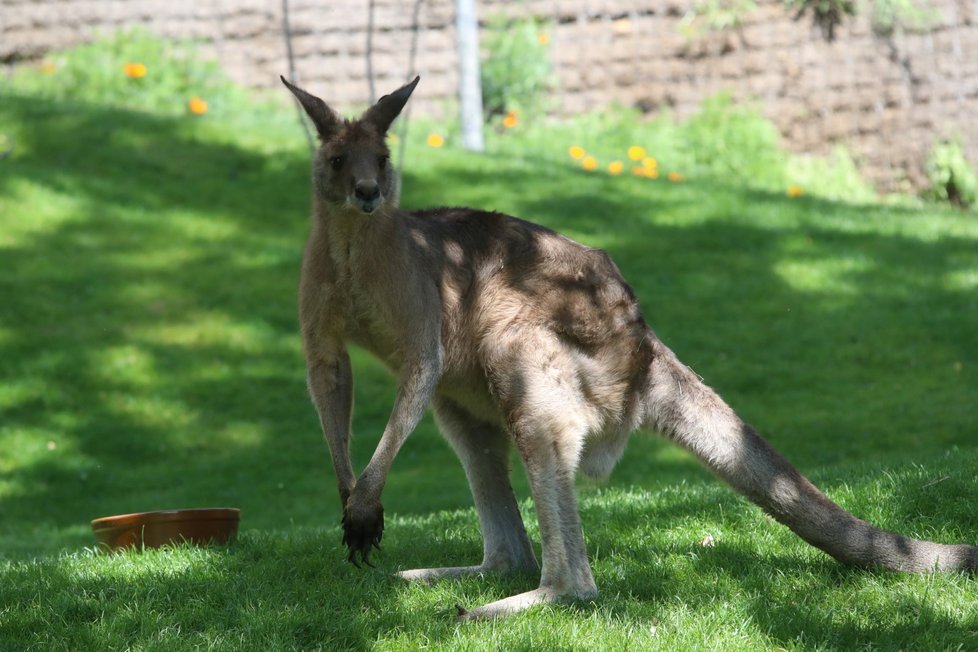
xmin=280 ymin=76 xmax=343 ymax=141
xmin=362 ymin=76 xmax=420 ymax=134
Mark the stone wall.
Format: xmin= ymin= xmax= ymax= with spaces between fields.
xmin=3 ymin=0 xmax=977 ymax=191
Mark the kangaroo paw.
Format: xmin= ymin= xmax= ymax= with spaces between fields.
xmin=341 ymin=501 xmax=384 ymax=567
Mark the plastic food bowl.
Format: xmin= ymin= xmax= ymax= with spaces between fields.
xmin=91 ymin=508 xmax=240 ymax=552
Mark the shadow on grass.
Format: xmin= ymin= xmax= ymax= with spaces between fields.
xmin=0 ymin=94 xmax=331 ymax=547
xmin=0 ymin=93 xmax=491 ymax=560
xmin=0 ymin=87 xmax=976 ymax=618
xmin=0 ymin=500 xmax=975 ymax=649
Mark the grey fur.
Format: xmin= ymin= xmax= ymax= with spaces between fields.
xmin=282 ymin=77 xmax=977 ymax=619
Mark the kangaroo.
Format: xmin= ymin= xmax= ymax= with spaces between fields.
xmin=281 ymin=75 xmax=977 ymax=619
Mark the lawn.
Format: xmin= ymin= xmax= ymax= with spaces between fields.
xmin=1 ymin=80 xmax=977 ymax=650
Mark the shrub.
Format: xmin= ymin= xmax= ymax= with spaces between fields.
xmin=925 ymin=140 xmax=978 ymax=209
xmin=785 ymin=147 xmax=876 ymax=203
xmin=681 ymin=93 xmax=787 ymax=188
xmin=10 ymin=29 xmax=249 ymax=116
xmin=524 ymin=95 xmax=876 ymax=203
xmin=480 ymin=17 xmax=555 ymax=120
xmin=872 ymin=0 xmax=942 ymax=35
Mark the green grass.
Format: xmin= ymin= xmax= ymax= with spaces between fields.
xmin=1 ymin=83 xmax=977 ymax=650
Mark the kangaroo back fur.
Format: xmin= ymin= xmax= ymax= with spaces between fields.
xmin=282 ymin=76 xmax=977 ymax=619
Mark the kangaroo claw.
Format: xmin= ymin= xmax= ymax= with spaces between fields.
xmin=341 ymin=501 xmax=384 ymax=567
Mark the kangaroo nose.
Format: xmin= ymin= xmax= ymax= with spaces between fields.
xmin=354 ymin=182 xmax=380 ymax=202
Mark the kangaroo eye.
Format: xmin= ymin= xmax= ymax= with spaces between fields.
xmin=329 ymin=156 xmax=344 ymax=171
xmin=378 ymin=155 xmax=389 ymax=168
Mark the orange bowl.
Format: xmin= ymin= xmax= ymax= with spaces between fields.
xmin=91 ymin=508 xmax=240 ymax=552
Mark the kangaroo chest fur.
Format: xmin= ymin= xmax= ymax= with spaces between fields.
xmin=302 ymin=213 xmax=405 ymax=370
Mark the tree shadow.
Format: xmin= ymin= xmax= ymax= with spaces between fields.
xmin=1 ymin=492 xmax=974 ymax=649
xmin=0 ymin=91 xmax=978 ymax=536
xmin=0 ymin=93 xmax=493 ymax=560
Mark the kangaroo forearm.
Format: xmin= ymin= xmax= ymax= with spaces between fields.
xmin=308 ymin=354 xmax=355 ymax=498
xmin=358 ymin=360 xmax=441 ymax=493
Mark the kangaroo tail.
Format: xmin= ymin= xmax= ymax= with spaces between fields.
xmin=643 ymin=341 xmax=977 ymax=572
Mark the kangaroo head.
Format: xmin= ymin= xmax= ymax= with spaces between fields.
xmin=281 ymin=75 xmax=420 ymax=214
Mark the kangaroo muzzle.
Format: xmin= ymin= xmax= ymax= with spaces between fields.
xmin=353 ymin=181 xmax=382 ymax=214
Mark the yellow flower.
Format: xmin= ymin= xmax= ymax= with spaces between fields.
xmin=581 ymin=155 xmax=598 ymax=171
xmin=538 ymin=33 xmax=550 ymax=46
xmin=568 ymin=145 xmax=586 ymax=160
xmin=608 ymin=161 xmax=624 ymax=175
xmin=667 ymin=171 xmax=685 ymax=182
xmin=387 ymin=133 xmax=400 ymax=145
xmin=426 ymin=133 xmax=445 ymax=148
xmin=40 ymin=62 xmax=57 ymax=74
xmin=641 ymin=156 xmax=658 ymax=170
xmin=627 ymin=146 xmax=646 ymax=161
xmin=502 ymin=110 xmax=519 ymax=129
xmin=123 ymin=62 xmax=147 ymax=79
xmin=188 ymin=97 xmax=208 ymax=115
xmin=787 ymin=185 xmax=805 ymax=197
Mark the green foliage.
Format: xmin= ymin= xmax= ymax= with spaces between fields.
xmin=675 ymin=96 xmax=875 ymax=200
xmin=480 ymin=16 xmax=555 ymax=119
xmin=9 ymin=29 xmax=251 ymax=115
xmin=872 ymin=0 xmax=942 ymax=34
xmin=783 ymin=0 xmax=856 ymax=39
xmin=926 ymin=139 xmax=978 ymax=209
xmin=679 ymin=0 xmax=759 ymax=37
xmin=681 ymin=93 xmax=787 ymax=187
xmin=681 ymin=0 xmax=940 ymax=39
xmin=507 ymin=95 xmax=874 ymax=202
xmin=682 ymin=0 xmax=856 ymax=39
xmin=785 ymin=146 xmax=877 ymax=203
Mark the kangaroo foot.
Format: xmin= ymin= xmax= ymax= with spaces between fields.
xmin=456 ymin=586 xmax=598 ymax=620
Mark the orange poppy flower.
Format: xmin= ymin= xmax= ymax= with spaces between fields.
xmin=123 ymin=63 xmax=147 ymax=79
xmin=188 ymin=97 xmax=208 ymax=115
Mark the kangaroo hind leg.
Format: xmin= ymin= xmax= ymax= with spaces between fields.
xmin=398 ymin=397 xmax=538 ymax=583
xmin=460 ymin=372 xmax=600 ymax=619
